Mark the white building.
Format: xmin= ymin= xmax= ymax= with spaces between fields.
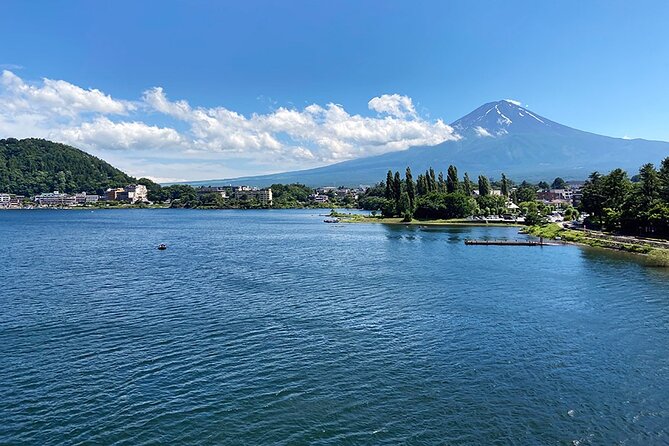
xmin=105 ymin=184 xmax=148 ymax=203
xmin=34 ymin=191 xmax=77 ymax=207
xmin=232 ymin=188 xmax=272 ymax=205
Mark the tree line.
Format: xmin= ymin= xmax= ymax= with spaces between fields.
xmin=359 ymin=165 xmax=526 ymax=221
xmin=580 ymin=159 xmax=669 ymax=236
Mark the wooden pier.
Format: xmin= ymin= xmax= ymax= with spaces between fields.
xmin=464 ymin=239 xmax=547 ymax=246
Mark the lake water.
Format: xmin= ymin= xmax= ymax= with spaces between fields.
xmin=2 ymin=209 xmax=669 ymax=445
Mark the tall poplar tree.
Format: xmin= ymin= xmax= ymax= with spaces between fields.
xmin=398 ymin=191 xmax=412 ymax=221
xmin=437 ymin=172 xmax=446 ymax=193
xmin=478 ymin=175 xmax=491 ymax=196
xmin=429 ymin=168 xmax=436 ymax=192
xmin=393 ymin=171 xmax=402 ymax=207
xmin=385 ymin=170 xmax=394 ymax=200
xmin=463 ymin=173 xmax=474 ymax=196
xmin=501 ymin=173 xmax=510 ymax=197
xmin=405 ymin=167 xmax=416 ymax=210
xmin=447 ymin=165 xmax=459 ymax=193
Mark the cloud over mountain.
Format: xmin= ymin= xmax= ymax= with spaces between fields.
xmin=0 ymin=71 xmax=458 ymax=178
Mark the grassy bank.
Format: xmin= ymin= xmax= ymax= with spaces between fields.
xmin=332 ymin=212 xmax=523 ymax=227
xmin=528 ymin=223 xmax=669 ymax=267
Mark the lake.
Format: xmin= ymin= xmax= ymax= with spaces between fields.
xmin=1 ymin=209 xmax=669 ymax=445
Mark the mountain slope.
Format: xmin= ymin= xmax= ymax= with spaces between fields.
xmin=190 ymin=100 xmax=669 ymax=186
xmin=0 ymin=138 xmax=135 ymax=195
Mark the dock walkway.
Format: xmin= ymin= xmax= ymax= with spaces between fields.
xmin=464 ymin=239 xmax=548 ymax=246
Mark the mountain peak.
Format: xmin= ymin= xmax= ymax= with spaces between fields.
xmin=451 ymin=100 xmax=563 ymax=138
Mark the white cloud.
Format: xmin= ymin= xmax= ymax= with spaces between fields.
xmin=474 ymin=126 xmax=493 ymax=137
xmin=141 ymin=87 xmax=458 ymax=162
xmin=368 ymin=94 xmax=417 ymax=118
xmin=0 ymin=71 xmax=460 ymax=179
xmin=1 ymin=70 xmax=134 ymax=117
xmin=58 ymin=117 xmax=184 ymax=151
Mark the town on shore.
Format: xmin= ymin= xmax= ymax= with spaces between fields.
xmin=0 ymin=183 xmax=365 ymax=210
xmin=2 ymin=158 xmax=668 ymax=239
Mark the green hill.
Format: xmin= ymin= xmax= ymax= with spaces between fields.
xmin=0 ymin=138 xmax=135 ymax=196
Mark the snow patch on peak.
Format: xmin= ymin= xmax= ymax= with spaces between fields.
xmin=495 ymin=105 xmax=512 ymax=126
xmin=524 ymin=110 xmax=545 ymax=124
xmin=504 ymin=99 xmax=522 ymax=106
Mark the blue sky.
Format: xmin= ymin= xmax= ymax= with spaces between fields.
xmin=1 ymin=0 xmax=668 ymax=181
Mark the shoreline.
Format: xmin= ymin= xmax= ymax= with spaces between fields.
xmin=527 ymin=224 xmax=669 ymax=267
xmin=334 ymin=213 xmax=524 ymax=227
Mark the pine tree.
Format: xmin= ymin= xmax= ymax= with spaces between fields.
xmin=638 ymin=163 xmax=660 ymax=206
xmin=659 ymin=157 xmax=669 ymax=203
xmin=447 ymin=165 xmax=459 ymax=193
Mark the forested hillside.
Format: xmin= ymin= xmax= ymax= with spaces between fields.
xmin=0 ymin=138 xmax=134 ymax=195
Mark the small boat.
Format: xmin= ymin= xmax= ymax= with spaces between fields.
xmin=324 ymin=218 xmax=340 ymax=223
xmin=158 ymin=243 xmax=167 ymax=250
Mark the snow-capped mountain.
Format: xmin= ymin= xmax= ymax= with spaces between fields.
xmin=186 ymin=100 xmax=669 ymax=186
xmin=451 ymin=100 xmax=569 ymax=138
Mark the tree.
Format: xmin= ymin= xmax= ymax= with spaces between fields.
xmin=463 ymin=173 xmax=473 ymax=196
xmin=405 ymin=167 xmax=416 ymax=210
xmin=659 ymin=157 xmax=669 ymax=203
xmin=417 ymin=174 xmax=428 ymax=196
xmin=580 ymin=172 xmax=605 ymax=226
xmin=428 ymin=168 xmax=437 ymax=192
xmin=437 ymin=172 xmax=446 ymax=193
xmin=447 ymin=165 xmax=459 ymax=193
xmin=538 ymin=181 xmax=550 ymax=190
xmin=385 ymin=170 xmax=394 ymax=200
xmin=398 ymin=191 xmax=412 ymax=221
xmin=500 ymin=173 xmax=510 ymax=197
xmin=602 ymin=168 xmax=631 ymax=210
xmin=359 ymin=196 xmax=389 ymax=211
xmin=393 ymin=171 xmax=402 ymax=204
xmin=414 ymin=192 xmax=476 ymax=220
xmin=513 ymin=181 xmax=536 ymax=204
xmin=523 ymin=201 xmax=546 ymax=226
xmin=478 ymin=175 xmax=491 ymax=196
xmin=477 ymin=194 xmax=507 ymax=216
xmin=638 ymin=163 xmax=660 ymax=206
xmin=551 ymin=177 xmax=567 ymax=189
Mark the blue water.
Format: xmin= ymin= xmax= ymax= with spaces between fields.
xmin=2 ymin=209 xmax=669 ymax=445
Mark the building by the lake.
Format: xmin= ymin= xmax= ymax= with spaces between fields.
xmin=105 ymin=184 xmax=148 ymax=203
